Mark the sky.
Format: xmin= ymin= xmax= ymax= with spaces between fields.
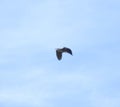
xmin=0 ymin=0 xmax=120 ymax=107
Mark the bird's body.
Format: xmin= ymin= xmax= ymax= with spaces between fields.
xmin=56 ymin=47 xmax=72 ymax=60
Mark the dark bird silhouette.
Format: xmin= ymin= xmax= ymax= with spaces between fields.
xmin=56 ymin=47 xmax=72 ymax=60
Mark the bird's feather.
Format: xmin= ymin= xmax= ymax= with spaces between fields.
xmin=63 ymin=47 xmax=72 ymax=55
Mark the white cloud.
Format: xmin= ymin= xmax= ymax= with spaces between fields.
xmin=0 ymin=66 xmax=93 ymax=105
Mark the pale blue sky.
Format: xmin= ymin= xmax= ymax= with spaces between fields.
xmin=0 ymin=0 xmax=120 ymax=107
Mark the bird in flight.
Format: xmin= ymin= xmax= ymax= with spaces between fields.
xmin=56 ymin=47 xmax=73 ymax=60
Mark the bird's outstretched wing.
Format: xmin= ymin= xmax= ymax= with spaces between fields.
xmin=63 ymin=47 xmax=72 ymax=55
xmin=56 ymin=50 xmax=62 ymax=60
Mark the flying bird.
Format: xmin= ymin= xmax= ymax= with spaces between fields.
xmin=56 ymin=47 xmax=72 ymax=60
